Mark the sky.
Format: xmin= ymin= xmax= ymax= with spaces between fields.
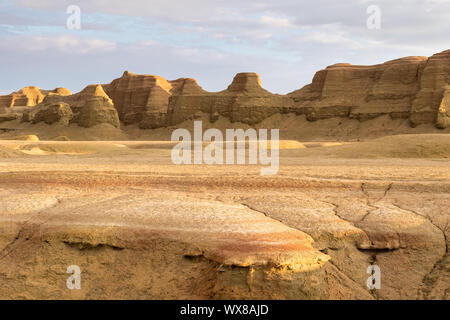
xmin=1 ymin=0 xmax=450 ymax=95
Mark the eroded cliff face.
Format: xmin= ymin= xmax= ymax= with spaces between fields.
xmin=167 ymin=72 xmax=293 ymax=127
xmin=410 ymin=50 xmax=450 ymax=126
xmin=1 ymin=49 xmax=450 ymax=129
xmin=0 ymin=87 xmax=71 ymax=110
xmin=437 ymin=88 xmax=450 ymax=129
xmin=289 ymin=57 xmax=427 ymax=121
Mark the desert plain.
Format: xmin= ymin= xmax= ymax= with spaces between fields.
xmin=0 ymin=50 xmax=450 ymax=299
xmin=0 ymin=121 xmax=449 ymax=300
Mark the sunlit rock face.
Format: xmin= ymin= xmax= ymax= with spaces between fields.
xmin=167 ymin=72 xmax=292 ymax=126
xmin=410 ymin=50 xmax=450 ymax=126
xmin=436 ymin=88 xmax=450 ymax=129
xmin=289 ymin=56 xmax=428 ymax=121
xmin=1 ymin=50 xmax=450 ymax=129
xmin=0 ymin=86 xmax=71 ymax=109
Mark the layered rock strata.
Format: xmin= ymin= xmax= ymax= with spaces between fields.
xmin=1 ymin=50 xmax=450 ymax=129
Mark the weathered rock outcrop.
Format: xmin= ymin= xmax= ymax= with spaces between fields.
xmin=289 ymin=57 xmax=427 ymax=121
xmin=410 ymin=50 xmax=450 ymax=126
xmin=1 ymin=49 xmax=450 ymax=129
xmin=104 ymin=71 xmax=195 ymax=127
xmin=0 ymin=113 xmax=20 ymax=123
xmin=167 ymin=73 xmax=292 ymax=126
xmin=78 ymin=96 xmax=120 ymax=128
xmin=100 ymin=71 xmax=292 ymax=128
xmin=436 ymin=88 xmax=450 ymax=129
xmin=0 ymin=87 xmax=71 ymax=109
xmin=22 ymin=103 xmax=73 ymax=125
xmin=102 ymin=50 xmax=450 ymax=129
xmin=41 ymin=85 xmax=110 ymax=121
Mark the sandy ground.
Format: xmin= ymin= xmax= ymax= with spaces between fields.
xmin=2 ymin=113 xmax=450 ymax=142
xmin=0 ymin=134 xmax=449 ymax=299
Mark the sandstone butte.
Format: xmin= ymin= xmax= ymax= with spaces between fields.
xmin=1 ymin=49 xmax=450 ymax=130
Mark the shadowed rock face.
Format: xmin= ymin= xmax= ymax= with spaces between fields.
xmin=1 ymin=50 xmax=450 ymax=129
xmin=78 ymin=96 xmax=120 ymax=128
xmin=22 ymin=103 xmax=73 ymax=126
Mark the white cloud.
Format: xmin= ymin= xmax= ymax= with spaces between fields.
xmin=3 ymin=0 xmax=450 ymax=94
xmin=0 ymin=35 xmax=116 ymax=54
xmin=259 ymin=15 xmax=292 ymax=28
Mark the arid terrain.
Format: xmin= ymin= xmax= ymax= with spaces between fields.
xmin=0 ymin=132 xmax=448 ymax=299
xmin=0 ymin=50 xmax=449 ymax=299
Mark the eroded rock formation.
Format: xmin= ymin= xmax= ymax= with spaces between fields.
xmin=0 ymin=87 xmax=71 ymax=110
xmin=289 ymin=57 xmax=427 ymax=121
xmin=22 ymin=103 xmax=73 ymax=126
xmin=437 ymin=88 xmax=450 ymax=129
xmin=1 ymin=49 xmax=450 ymax=129
xmin=78 ymin=96 xmax=120 ymax=128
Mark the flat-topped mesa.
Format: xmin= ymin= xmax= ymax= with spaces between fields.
xmin=118 ymin=72 xmax=172 ymax=92
xmin=170 ymin=78 xmax=206 ymax=96
xmin=51 ymin=87 xmax=72 ymax=96
xmin=289 ymin=55 xmax=430 ymax=121
xmin=226 ymin=72 xmax=270 ymax=95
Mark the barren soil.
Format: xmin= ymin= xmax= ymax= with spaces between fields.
xmin=0 ymin=134 xmax=449 ymax=299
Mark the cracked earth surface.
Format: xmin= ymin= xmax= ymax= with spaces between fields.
xmin=0 ymin=143 xmax=448 ymax=299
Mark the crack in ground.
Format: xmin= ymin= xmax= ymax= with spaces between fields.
xmin=360 ymin=183 xmax=378 ymax=221
xmin=239 ymin=197 xmax=381 ymax=299
xmin=318 ymin=199 xmax=378 ymax=250
xmin=359 ymin=182 xmax=393 ymax=222
xmin=239 ymin=202 xmax=276 ymax=220
xmin=211 ymin=192 xmax=444 ymax=300
xmin=389 ymin=202 xmax=449 ymax=299
xmin=0 ymin=197 xmax=63 ymax=261
xmin=391 ymin=203 xmax=448 ymax=253
xmin=324 ymin=258 xmax=377 ymax=300
xmin=382 ymin=183 xmax=393 ymax=200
